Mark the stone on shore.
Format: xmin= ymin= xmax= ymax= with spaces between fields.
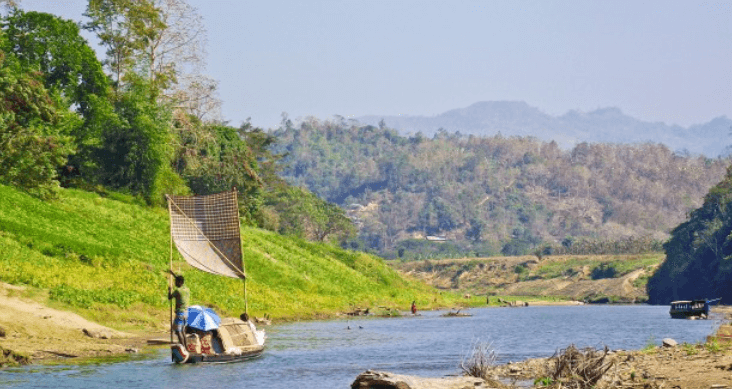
xmin=351 ymin=370 xmax=499 ymax=389
xmin=83 ymin=328 xmax=112 ymax=339
xmin=662 ymin=338 xmax=678 ymax=347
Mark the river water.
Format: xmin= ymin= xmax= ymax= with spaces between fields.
xmin=0 ymin=305 xmax=719 ymax=388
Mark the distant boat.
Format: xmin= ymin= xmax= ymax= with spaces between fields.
xmin=166 ymin=190 xmax=265 ymax=364
xmin=669 ymin=298 xmax=720 ymax=319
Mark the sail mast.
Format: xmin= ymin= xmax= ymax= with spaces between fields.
xmin=232 ymin=187 xmax=248 ymax=316
xmin=167 ymin=197 xmax=174 ymax=346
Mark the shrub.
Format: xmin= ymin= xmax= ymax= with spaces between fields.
xmin=590 ymin=263 xmax=618 ymax=280
xmin=460 ymin=340 xmax=497 ymax=380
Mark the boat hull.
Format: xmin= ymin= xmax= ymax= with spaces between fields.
xmin=669 ymin=311 xmax=705 ymax=319
xmin=171 ymin=344 xmax=264 ymax=364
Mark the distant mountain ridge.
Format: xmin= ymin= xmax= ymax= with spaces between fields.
xmin=357 ymin=101 xmax=732 ymax=157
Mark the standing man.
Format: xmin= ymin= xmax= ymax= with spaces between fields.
xmin=411 ymin=300 xmax=417 ymax=315
xmin=168 ymin=271 xmax=190 ymax=346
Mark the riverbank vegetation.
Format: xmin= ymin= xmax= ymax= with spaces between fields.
xmin=0 ymin=183 xmax=471 ymax=331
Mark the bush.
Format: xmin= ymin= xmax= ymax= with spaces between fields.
xmin=590 ymin=263 xmax=617 ymax=280
xmin=460 ymin=340 xmax=497 ymax=380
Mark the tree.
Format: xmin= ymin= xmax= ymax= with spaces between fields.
xmin=2 ymin=10 xmax=109 ymax=115
xmin=267 ymin=187 xmax=355 ymax=243
xmin=84 ymin=0 xmax=162 ymax=94
xmin=2 ymin=10 xmax=113 ymax=176
xmin=146 ymin=0 xmax=207 ymax=101
xmin=93 ymin=81 xmax=186 ymax=203
xmin=0 ymin=44 xmax=77 ymax=197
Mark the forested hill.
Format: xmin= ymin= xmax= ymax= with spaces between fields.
xmin=357 ymin=101 xmax=732 ymax=158
xmin=271 ymin=118 xmax=730 ymax=259
xmin=648 ymin=167 xmax=732 ymax=304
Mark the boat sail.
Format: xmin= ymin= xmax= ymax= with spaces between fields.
xmin=166 ymin=190 xmax=265 ymax=364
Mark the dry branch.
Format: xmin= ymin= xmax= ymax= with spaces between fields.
xmin=548 ymin=344 xmax=614 ymax=389
xmin=460 ymin=340 xmax=497 ymax=380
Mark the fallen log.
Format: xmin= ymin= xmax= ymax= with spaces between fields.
xmin=351 ymin=370 xmax=499 ymax=389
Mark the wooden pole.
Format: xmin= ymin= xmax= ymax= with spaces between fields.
xmin=233 ymin=187 xmax=248 ymax=317
xmin=166 ymin=196 xmax=174 ymax=348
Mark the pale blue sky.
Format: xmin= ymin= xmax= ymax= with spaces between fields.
xmin=19 ymin=0 xmax=732 ymax=129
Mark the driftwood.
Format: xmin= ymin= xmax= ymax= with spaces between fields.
xmin=346 ymin=307 xmax=370 ymax=316
xmin=351 ymin=370 xmax=495 ymax=389
xmin=548 ymin=345 xmax=614 ymax=389
xmin=441 ymin=310 xmax=472 ymax=317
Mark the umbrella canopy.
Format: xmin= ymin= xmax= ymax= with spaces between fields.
xmin=186 ymin=305 xmax=221 ymax=331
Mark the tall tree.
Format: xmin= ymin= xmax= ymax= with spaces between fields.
xmin=1 ymin=10 xmax=113 ymax=161
xmin=146 ymin=0 xmax=206 ymax=100
xmin=84 ymin=0 xmax=162 ymax=94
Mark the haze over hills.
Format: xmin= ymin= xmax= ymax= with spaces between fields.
xmin=357 ymin=101 xmax=732 ymax=157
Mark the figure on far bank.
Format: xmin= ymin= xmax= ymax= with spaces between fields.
xmin=411 ymin=300 xmax=417 ymax=315
xmin=168 ymin=271 xmax=190 ymax=346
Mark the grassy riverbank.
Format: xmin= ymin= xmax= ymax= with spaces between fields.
xmin=0 ymin=184 xmax=469 ymax=333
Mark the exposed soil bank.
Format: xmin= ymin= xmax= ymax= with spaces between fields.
xmin=0 ymin=283 xmax=162 ymax=365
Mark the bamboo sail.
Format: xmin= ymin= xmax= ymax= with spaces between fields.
xmin=166 ymin=190 xmax=245 ymax=280
xmin=166 ymin=190 xmax=264 ymax=364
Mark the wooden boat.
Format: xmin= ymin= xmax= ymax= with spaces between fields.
xmin=669 ymin=298 xmax=720 ymax=319
xmin=170 ymin=317 xmax=265 ymax=364
xmin=166 ymin=190 xmax=265 ymax=364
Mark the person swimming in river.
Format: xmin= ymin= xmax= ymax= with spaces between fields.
xmin=168 ymin=271 xmax=190 ymax=346
xmin=411 ymin=300 xmax=417 ymax=315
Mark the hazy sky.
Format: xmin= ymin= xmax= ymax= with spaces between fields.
xmin=19 ymin=0 xmax=732 ymax=129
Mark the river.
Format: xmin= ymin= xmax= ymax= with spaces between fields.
xmin=0 ymin=305 xmax=719 ymax=388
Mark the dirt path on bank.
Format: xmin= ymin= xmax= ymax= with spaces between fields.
xmin=0 ymin=283 xmax=158 ymax=363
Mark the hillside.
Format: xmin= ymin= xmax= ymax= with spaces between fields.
xmin=394 ymin=253 xmax=664 ymax=303
xmin=0 ymin=184 xmax=463 ymax=333
xmin=271 ymin=119 xmax=729 ymax=259
xmin=357 ymin=101 xmax=732 ymax=157
xmin=648 ymin=167 xmax=732 ymax=305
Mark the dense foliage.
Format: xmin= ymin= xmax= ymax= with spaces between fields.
xmin=0 ymin=4 xmax=352 ymax=243
xmin=271 ymin=118 xmax=729 ymax=259
xmin=647 ymin=166 xmax=732 ymax=304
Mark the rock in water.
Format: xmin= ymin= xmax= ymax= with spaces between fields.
xmin=351 ymin=370 xmax=494 ymax=389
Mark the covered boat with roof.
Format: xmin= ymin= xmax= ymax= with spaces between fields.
xmin=166 ymin=190 xmax=266 ymax=364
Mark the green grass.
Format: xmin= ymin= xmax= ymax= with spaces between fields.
xmin=641 ymin=335 xmax=657 ymax=354
xmin=0 ymin=184 xmax=463 ymax=330
xmin=682 ymin=342 xmax=699 ymax=356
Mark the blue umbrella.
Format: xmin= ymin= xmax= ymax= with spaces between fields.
xmin=186 ymin=305 xmax=221 ymax=331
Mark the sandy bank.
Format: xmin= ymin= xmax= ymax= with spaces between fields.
xmin=0 ymin=283 xmax=160 ymax=364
